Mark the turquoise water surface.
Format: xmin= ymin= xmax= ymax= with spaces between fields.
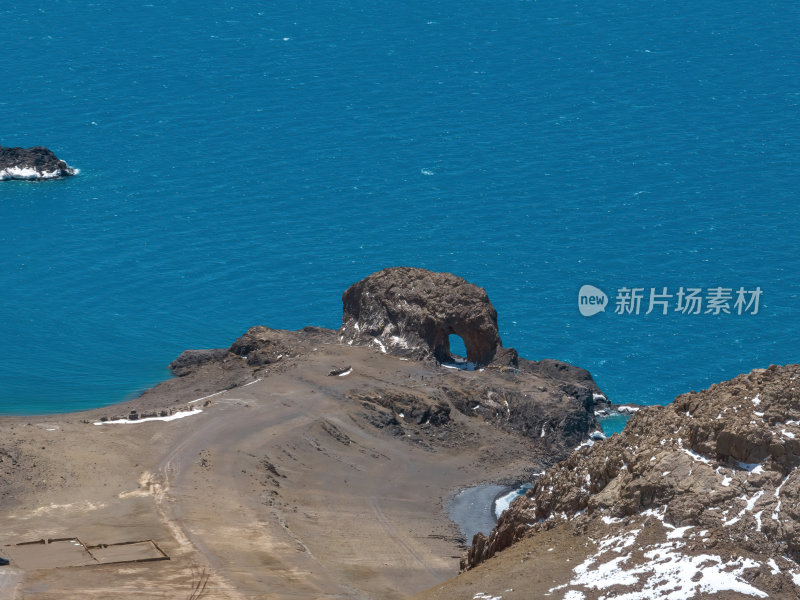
xmin=1 ymin=1 xmax=797 ymax=414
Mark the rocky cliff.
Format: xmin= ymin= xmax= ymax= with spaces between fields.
xmin=0 ymin=145 xmax=76 ymax=180
xmin=339 ymin=267 xmax=516 ymax=366
xmin=459 ymin=364 xmax=800 ymax=600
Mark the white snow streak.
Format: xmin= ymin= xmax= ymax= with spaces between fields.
xmin=550 ymin=527 xmax=767 ymax=599
xmin=94 ymin=409 xmax=202 ymax=425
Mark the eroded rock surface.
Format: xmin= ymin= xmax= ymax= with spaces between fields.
xmin=460 ymin=364 xmax=800 ymax=600
xmin=164 ymin=323 xmax=603 ymax=460
xmin=169 ymin=348 xmax=229 ymax=376
xmin=0 ymin=146 xmax=76 ymax=180
xmin=339 ymin=267 xmax=511 ymax=366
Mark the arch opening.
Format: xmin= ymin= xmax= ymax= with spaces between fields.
xmin=448 ymin=334 xmax=468 ymax=361
xmin=446 ymin=334 xmax=475 ymax=370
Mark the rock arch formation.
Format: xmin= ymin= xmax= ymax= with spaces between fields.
xmin=340 ymin=267 xmax=510 ymax=366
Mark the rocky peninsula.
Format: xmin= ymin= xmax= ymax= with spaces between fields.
xmin=4 ymin=267 xmax=789 ymax=600
xmin=0 ymin=146 xmax=76 ymax=180
xmin=0 ymin=268 xmax=605 ymax=599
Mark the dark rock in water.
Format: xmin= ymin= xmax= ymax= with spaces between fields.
xmin=519 ymin=358 xmax=598 ymax=389
xmin=339 ymin=267 xmax=511 ymax=366
xmin=0 ymin=145 xmax=77 ymax=180
xmin=169 ymin=348 xmax=229 ymax=377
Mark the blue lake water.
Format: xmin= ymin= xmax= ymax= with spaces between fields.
xmin=599 ymin=414 xmax=632 ymax=437
xmin=1 ymin=1 xmax=797 ymax=414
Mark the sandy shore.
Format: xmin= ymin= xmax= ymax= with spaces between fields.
xmin=0 ymin=340 xmax=547 ymax=599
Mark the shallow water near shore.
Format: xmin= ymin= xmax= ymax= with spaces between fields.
xmin=1 ymin=1 xmax=798 ymax=414
xmin=598 ymin=413 xmax=632 ymax=437
xmin=449 ymin=484 xmax=509 ymax=542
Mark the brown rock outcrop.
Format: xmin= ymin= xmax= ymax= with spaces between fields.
xmin=339 ymin=267 xmax=512 ymax=366
xmin=169 ymin=348 xmax=229 ymax=376
xmin=463 ymin=363 xmax=800 ymax=582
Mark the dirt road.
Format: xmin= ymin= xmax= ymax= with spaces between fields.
xmin=0 ymin=344 xmax=534 ymax=599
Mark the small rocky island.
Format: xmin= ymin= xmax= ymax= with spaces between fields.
xmin=0 ymin=145 xmax=77 ymax=180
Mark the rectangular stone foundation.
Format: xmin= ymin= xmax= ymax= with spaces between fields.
xmin=3 ymin=538 xmax=168 ymax=568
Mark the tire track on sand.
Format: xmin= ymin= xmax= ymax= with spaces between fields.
xmin=369 ymin=496 xmax=439 ymax=580
xmin=151 ymin=416 xmax=249 ymax=600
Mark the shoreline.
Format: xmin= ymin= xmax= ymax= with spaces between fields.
xmin=0 ymin=325 xmax=601 ymax=599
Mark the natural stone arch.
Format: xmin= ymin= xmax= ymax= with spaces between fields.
xmin=339 ymin=267 xmax=513 ymax=366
